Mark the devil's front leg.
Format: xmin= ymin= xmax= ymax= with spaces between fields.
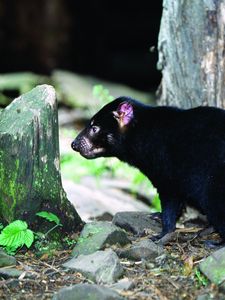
xmin=151 ymin=194 xmax=184 ymax=243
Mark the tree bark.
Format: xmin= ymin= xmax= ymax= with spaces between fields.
xmin=0 ymin=85 xmax=83 ymax=232
xmin=157 ymin=0 xmax=225 ymax=108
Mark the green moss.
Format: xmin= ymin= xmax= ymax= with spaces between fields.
xmin=0 ymin=150 xmax=26 ymax=222
xmin=77 ymin=227 xmax=103 ymax=244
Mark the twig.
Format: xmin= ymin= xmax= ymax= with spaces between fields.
xmin=164 ymin=276 xmax=180 ymax=289
xmin=39 ymin=261 xmax=64 ymax=275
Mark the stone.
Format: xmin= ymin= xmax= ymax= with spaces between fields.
xmin=53 ymin=283 xmax=124 ymax=300
xmin=72 ymin=221 xmax=130 ymax=257
xmin=91 ymin=212 xmax=113 ymax=221
xmin=62 ymin=178 xmax=150 ymax=222
xmin=63 ymin=249 xmax=123 ymax=284
xmin=0 ymin=267 xmax=35 ymax=279
xmin=0 ymin=268 xmax=23 ymax=279
xmin=199 ymin=247 xmax=225 ymax=285
xmin=112 ymin=212 xmax=161 ymax=236
xmin=109 ymin=278 xmax=135 ymax=291
xmin=117 ymin=239 xmax=163 ymax=261
xmin=0 ymin=250 xmax=16 ymax=267
xmin=196 ymin=294 xmax=211 ymax=300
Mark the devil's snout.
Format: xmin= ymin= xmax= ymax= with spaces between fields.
xmin=71 ymin=139 xmax=79 ymax=151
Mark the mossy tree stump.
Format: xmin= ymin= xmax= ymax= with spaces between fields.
xmin=0 ymin=85 xmax=82 ymax=232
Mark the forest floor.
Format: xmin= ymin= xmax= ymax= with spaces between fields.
xmin=0 ymin=219 xmax=224 ymax=300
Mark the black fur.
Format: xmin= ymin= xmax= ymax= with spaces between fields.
xmin=72 ymin=97 xmax=225 ymax=243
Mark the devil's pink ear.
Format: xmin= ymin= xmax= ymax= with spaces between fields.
xmin=113 ymin=101 xmax=134 ymax=128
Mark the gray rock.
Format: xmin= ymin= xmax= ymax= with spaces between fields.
xmin=199 ymin=246 xmax=225 ymax=284
xmin=196 ymin=294 xmax=224 ymax=300
xmin=0 ymin=268 xmax=23 ymax=278
xmin=0 ymin=267 xmax=35 ymax=279
xmin=63 ymin=249 xmax=123 ymax=284
xmin=112 ymin=212 xmax=161 ymax=236
xmin=62 ymin=178 xmax=150 ymax=223
xmin=0 ymin=250 xmax=16 ymax=267
xmin=109 ymin=278 xmax=135 ymax=291
xmin=72 ymin=221 xmax=130 ymax=257
xmin=117 ymin=239 xmax=163 ymax=261
xmin=53 ymin=283 xmax=124 ymax=300
xmin=196 ymin=294 xmax=211 ymax=300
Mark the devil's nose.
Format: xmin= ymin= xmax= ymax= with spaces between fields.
xmin=71 ymin=140 xmax=78 ymax=151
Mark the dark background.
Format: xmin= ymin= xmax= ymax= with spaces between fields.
xmin=0 ymin=0 xmax=162 ymax=92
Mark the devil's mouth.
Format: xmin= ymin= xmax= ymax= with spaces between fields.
xmin=80 ymin=147 xmax=105 ymax=159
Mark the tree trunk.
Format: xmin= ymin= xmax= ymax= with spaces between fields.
xmin=0 ymin=85 xmax=83 ymax=233
xmin=157 ymin=0 xmax=225 ymax=108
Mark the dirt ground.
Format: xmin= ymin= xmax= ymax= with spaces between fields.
xmin=0 ymin=228 xmax=224 ymax=300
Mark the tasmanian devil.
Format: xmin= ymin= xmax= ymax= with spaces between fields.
xmin=71 ymin=97 xmax=225 ymax=245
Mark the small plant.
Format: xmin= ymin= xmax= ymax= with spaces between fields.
xmin=34 ymin=211 xmax=63 ymax=256
xmin=63 ymin=236 xmax=76 ymax=247
xmin=0 ymin=211 xmax=62 ymax=255
xmin=195 ymin=269 xmax=208 ymax=287
xmin=36 ymin=211 xmax=60 ymax=224
xmin=0 ymin=220 xmax=34 ymax=254
xmin=36 ymin=211 xmax=62 ymax=238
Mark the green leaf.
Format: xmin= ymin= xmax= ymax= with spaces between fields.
xmin=24 ymin=229 xmax=34 ymax=248
xmin=0 ymin=220 xmax=34 ymax=250
xmin=195 ymin=269 xmax=208 ymax=286
xmin=36 ymin=211 xmax=60 ymax=225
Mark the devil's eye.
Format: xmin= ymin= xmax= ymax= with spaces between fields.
xmin=90 ymin=125 xmax=100 ymax=134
